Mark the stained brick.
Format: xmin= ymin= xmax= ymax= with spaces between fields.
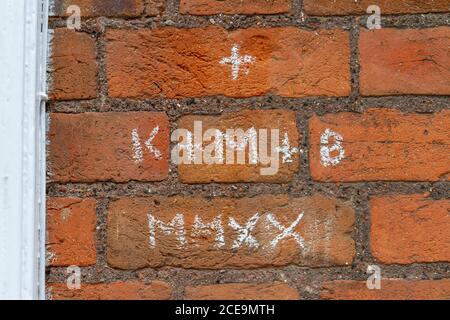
xmin=105 ymin=27 xmax=350 ymax=99
xmin=48 ymin=112 xmax=170 ymax=183
xmin=371 ymin=195 xmax=450 ymax=264
xmin=185 ymin=283 xmax=299 ymax=300
xmin=180 ymin=0 xmax=291 ymax=15
xmin=107 ymin=195 xmax=355 ymax=269
xmin=50 ymin=29 xmax=97 ymax=100
xmin=360 ymin=27 xmax=450 ymax=96
xmin=309 ymin=109 xmax=450 ymax=182
xmin=47 ymin=198 xmax=97 ymax=266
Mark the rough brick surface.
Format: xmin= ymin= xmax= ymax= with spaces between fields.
xmin=304 ymin=0 xmax=450 ymax=15
xmin=321 ymin=280 xmax=450 ymax=300
xmin=105 ymin=27 xmax=350 ymax=99
xmin=107 ymin=194 xmax=355 ymax=269
xmin=371 ymin=195 xmax=450 ymax=264
xmin=47 ymin=198 xmax=97 ymax=267
xmin=47 ymin=0 xmax=450 ymax=301
xmin=50 ymin=29 xmax=97 ymax=101
xmin=309 ymin=109 xmax=450 ymax=182
xmin=180 ymin=0 xmax=291 ymax=15
xmin=48 ymin=112 xmax=169 ymax=183
xmin=185 ymin=283 xmax=300 ymax=300
xmin=145 ymin=0 xmax=166 ymax=15
xmin=52 ymin=0 xmax=144 ymax=17
xmin=48 ymin=281 xmax=172 ymax=300
xmin=177 ymin=109 xmax=300 ymax=183
xmin=360 ymin=27 xmax=450 ymax=96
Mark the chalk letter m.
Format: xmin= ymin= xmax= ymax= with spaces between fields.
xmin=148 ymin=213 xmax=187 ymax=249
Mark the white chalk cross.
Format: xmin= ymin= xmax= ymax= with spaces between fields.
xmin=220 ymin=44 xmax=255 ymax=81
xmin=275 ymin=132 xmax=300 ymax=163
xmin=266 ymin=212 xmax=305 ymax=250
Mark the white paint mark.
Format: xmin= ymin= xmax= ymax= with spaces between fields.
xmin=131 ymin=128 xmax=144 ymax=163
xmin=46 ymin=251 xmax=56 ymax=266
xmin=203 ymin=129 xmax=224 ymax=165
xmin=192 ymin=215 xmax=225 ymax=248
xmin=367 ymin=5 xmax=382 ymax=30
xmin=131 ymin=127 xmax=162 ymax=164
xmin=66 ymin=266 xmax=81 ymax=290
xmin=148 ymin=213 xmax=187 ymax=249
xmin=266 ymin=212 xmax=305 ymax=250
xmin=220 ymin=44 xmax=255 ymax=80
xmin=275 ymin=132 xmax=299 ymax=163
xmin=322 ymin=216 xmax=334 ymax=263
xmin=258 ymin=128 xmax=280 ymax=176
xmin=66 ymin=5 xmax=81 ymax=30
xmin=224 ymin=128 xmax=258 ymax=165
xmin=229 ymin=213 xmax=260 ymax=249
xmin=61 ymin=208 xmax=71 ymax=221
xmin=145 ymin=126 xmax=162 ymax=160
xmin=320 ymin=128 xmax=345 ymax=167
xmin=171 ymin=129 xmax=194 ymax=165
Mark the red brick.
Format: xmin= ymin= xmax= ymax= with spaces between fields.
xmin=309 ymin=109 xmax=450 ymax=182
xmin=48 ymin=112 xmax=169 ymax=183
xmin=107 ymin=195 xmax=355 ymax=269
xmin=185 ymin=283 xmax=300 ymax=300
xmin=48 ymin=281 xmax=172 ymax=300
xmin=321 ymin=280 xmax=450 ymax=300
xmin=52 ymin=0 xmax=144 ymax=17
xmin=180 ymin=0 xmax=291 ymax=15
xmin=360 ymin=27 xmax=450 ymax=96
xmin=145 ymin=0 xmax=166 ymax=16
xmin=371 ymin=195 xmax=450 ymax=264
xmin=177 ymin=110 xmax=300 ymax=183
xmin=105 ymin=27 xmax=350 ymax=99
xmin=47 ymin=198 xmax=97 ymax=267
xmin=50 ymin=29 xmax=97 ymax=101
xmin=304 ymin=0 xmax=450 ymax=15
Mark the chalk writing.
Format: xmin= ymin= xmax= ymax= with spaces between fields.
xmin=220 ymin=44 xmax=255 ymax=80
xmin=320 ymin=128 xmax=345 ymax=167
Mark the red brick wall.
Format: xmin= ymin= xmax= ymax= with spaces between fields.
xmin=46 ymin=0 xmax=450 ymax=300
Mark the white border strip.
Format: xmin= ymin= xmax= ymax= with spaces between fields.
xmin=0 ymin=0 xmax=48 ymax=300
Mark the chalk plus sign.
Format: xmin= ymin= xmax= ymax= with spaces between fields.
xmin=220 ymin=44 xmax=255 ymax=81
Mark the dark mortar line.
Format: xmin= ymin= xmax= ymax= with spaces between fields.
xmin=349 ymin=18 xmax=361 ymax=102
xmin=46 ymin=181 xmax=450 ymax=199
xmin=46 ymin=262 xmax=450 ymax=299
xmin=46 ymin=96 xmax=450 ymax=115
xmin=95 ymin=25 xmax=109 ymax=104
xmin=47 ymin=12 xmax=450 ymax=33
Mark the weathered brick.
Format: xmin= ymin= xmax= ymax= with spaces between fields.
xmin=48 ymin=281 xmax=172 ymax=300
xmin=309 ymin=109 xmax=450 ymax=182
xmin=105 ymin=27 xmax=350 ymax=99
xmin=47 ymin=198 xmax=97 ymax=267
xmin=185 ymin=283 xmax=300 ymax=300
xmin=48 ymin=112 xmax=169 ymax=183
xmin=177 ymin=110 xmax=300 ymax=183
xmin=107 ymin=195 xmax=355 ymax=269
xmin=145 ymin=0 xmax=166 ymax=16
xmin=360 ymin=27 xmax=450 ymax=96
xmin=304 ymin=0 xmax=450 ymax=15
xmin=50 ymin=29 xmax=97 ymax=101
xmin=52 ymin=0 xmax=144 ymax=17
xmin=321 ymin=280 xmax=450 ymax=300
xmin=180 ymin=0 xmax=291 ymax=15
xmin=371 ymin=195 xmax=450 ymax=264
